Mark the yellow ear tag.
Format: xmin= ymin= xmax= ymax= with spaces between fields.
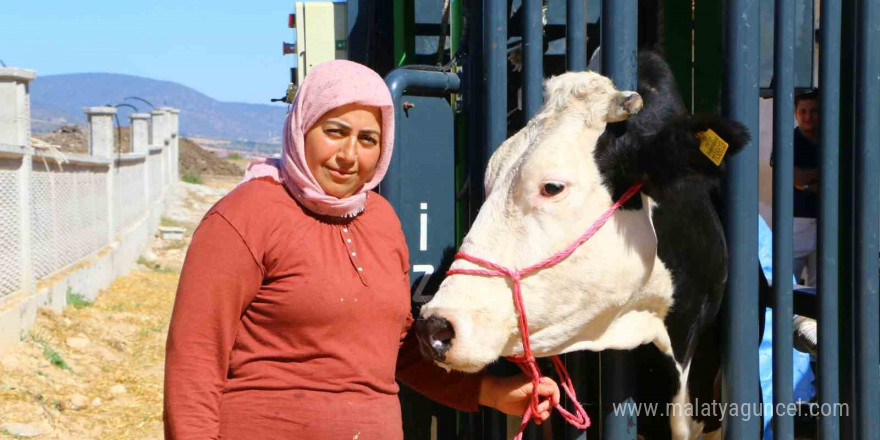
xmin=697 ymin=128 xmax=729 ymax=166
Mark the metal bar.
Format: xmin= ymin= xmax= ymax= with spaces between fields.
xmin=771 ymin=0 xmax=795 ymax=437
xmin=818 ymin=0 xmax=841 ymax=437
xmin=485 ymin=0 xmax=507 ymax=156
xmin=853 ymin=0 xmax=880 ymax=437
xmin=523 ymin=0 xmax=543 ymax=119
xmin=382 ymin=69 xmax=461 ymax=210
xmin=600 ymin=1 xmax=638 ymax=438
xmin=837 ymin=0 xmax=857 ymax=436
xmin=567 ymin=0 xmax=586 ymax=71
xmin=483 ymin=1 xmax=508 ymax=436
xmin=720 ymin=0 xmax=761 ymax=438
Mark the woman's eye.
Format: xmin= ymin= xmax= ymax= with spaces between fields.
xmin=541 ymin=182 xmax=566 ymax=197
xmin=360 ymin=136 xmax=378 ymax=145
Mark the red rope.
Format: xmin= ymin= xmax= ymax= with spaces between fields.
xmin=446 ymin=183 xmax=642 ymax=439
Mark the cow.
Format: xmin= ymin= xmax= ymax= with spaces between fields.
xmin=413 ymin=51 xmax=750 ymax=439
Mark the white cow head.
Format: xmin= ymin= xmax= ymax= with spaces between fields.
xmin=415 ymin=71 xmax=675 ymax=373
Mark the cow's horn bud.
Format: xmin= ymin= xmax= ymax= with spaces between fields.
xmin=607 ymin=91 xmax=643 ymax=122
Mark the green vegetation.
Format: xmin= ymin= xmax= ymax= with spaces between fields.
xmin=66 ymin=289 xmax=91 ymax=309
xmin=31 ymin=335 xmax=72 ymax=371
xmin=182 ymin=172 xmax=203 ymax=184
xmin=227 ymin=152 xmax=243 ymax=160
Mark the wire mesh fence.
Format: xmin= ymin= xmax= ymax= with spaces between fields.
xmin=0 ymin=150 xmax=173 ymax=301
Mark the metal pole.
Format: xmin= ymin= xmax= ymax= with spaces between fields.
xmin=567 ymin=0 xmax=586 ymax=71
xmin=721 ymin=0 xmax=761 ymax=438
xmin=600 ymin=1 xmax=638 ymax=438
xmin=771 ymin=0 xmax=795 ymax=437
xmin=485 ymin=0 xmax=507 ymax=156
xmin=523 ymin=0 xmax=543 ymax=119
xmin=818 ymin=0 xmax=841 ymax=438
xmin=854 ymin=0 xmax=880 ymax=437
xmin=484 ymin=1 xmax=508 ymax=437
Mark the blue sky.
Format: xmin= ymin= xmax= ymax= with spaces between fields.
xmin=1 ymin=0 xmax=299 ymax=105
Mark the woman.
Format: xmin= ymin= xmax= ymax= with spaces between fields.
xmin=163 ymin=60 xmax=559 ymax=440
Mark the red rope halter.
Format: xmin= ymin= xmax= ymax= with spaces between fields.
xmin=446 ymin=183 xmax=643 ymax=439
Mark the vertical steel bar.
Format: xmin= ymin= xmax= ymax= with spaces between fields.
xmin=854 ymin=0 xmax=880 ymax=437
xmin=837 ymin=0 xmax=857 ymax=436
xmin=523 ymin=0 xmax=543 ymax=119
xmin=818 ymin=0 xmax=841 ymax=438
xmin=521 ymin=4 xmax=542 ymax=437
xmin=484 ymin=0 xmax=508 ymax=438
xmin=485 ymin=0 xmax=507 ymax=156
xmin=567 ymin=0 xmax=586 ymax=71
xmin=771 ymin=0 xmax=795 ymax=437
xmin=720 ymin=0 xmax=761 ymax=438
xmin=601 ymin=1 xmax=638 ymax=439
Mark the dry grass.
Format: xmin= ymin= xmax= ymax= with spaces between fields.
xmin=0 ymin=269 xmax=178 ymax=439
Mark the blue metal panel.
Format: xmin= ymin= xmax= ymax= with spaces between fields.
xmin=383 ymin=70 xmax=461 ymax=308
xmin=853 ymin=0 xmax=880 ymax=437
xmin=600 ymin=1 xmax=638 ymax=439
xmin=395 ymin=96 xmax=456 ymax=304
xmin=771 ymin=0 xmax=795 ymax=437
xmin=567 ymin=0 xmax=586 ymax=71
xmin=721 ymin=0 xmax=762 ymax=438
xmin=817 ymin=1 xmax=841 ymax=438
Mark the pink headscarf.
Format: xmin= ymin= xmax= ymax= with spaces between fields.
xmin=240 ymin=60 xmax=394 ymax=217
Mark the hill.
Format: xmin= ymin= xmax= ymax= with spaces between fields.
xmin=29 ymin=73 xmax=287 ymax=144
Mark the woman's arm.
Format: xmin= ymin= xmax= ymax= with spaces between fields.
xmin=163 ymin=212 xmax=263 ymax=440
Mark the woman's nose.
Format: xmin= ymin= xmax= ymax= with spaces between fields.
xmin=336 ymin=137 xmax=358 ymax=166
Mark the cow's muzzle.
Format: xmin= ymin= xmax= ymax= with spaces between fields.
xmin=414 ymin=316 xmax=455 ymax=361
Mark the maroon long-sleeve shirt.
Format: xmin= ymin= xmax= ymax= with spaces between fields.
xmin=164 ymin=178 xmax=483 ymax=440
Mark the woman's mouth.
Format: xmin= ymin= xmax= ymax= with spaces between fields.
xmin=328 ymin=168 xmax=356 ymax=180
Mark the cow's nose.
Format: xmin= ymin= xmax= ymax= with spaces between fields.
xmin=414 ymin=316 xmax=455 ymax=361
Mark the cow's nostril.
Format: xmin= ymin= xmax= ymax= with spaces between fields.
xmin=414 ymin=316 xmax=455 ymax=361
xmin=431 ymin=327 xmax=454 ymax=350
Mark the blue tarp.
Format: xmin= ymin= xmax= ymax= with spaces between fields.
xmin=757 ymin=216 xmax=816 ymax=439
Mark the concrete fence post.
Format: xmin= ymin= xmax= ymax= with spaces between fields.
xmin=167 ymin=108 xmax=179 ymax=181
xmin=84 ymin=106 xmax=117 ymax=158
xmin=150 ymin=109 xmax=168 ymax=190
xmin=131 ymin=112 xmax=151 ymax=213
xmin=0 ymin=68 xmax=37 ymax=295
xmin=85 ymin=106 xmax=117 ymax=243
xmin=0 ymin=68 xmax=36 ymax=147
xmin=130 ymin=113 xmax=150 ymax=154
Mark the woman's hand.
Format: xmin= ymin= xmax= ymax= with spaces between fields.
xmin=478 ymin=374 xmax=561 ymax=425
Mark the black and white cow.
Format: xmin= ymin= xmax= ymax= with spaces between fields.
xmin=414 ymin=52 xmax=750 ymax=439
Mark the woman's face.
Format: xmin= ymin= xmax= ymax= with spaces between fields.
xmin=304 ymin=103 xmax=382 ymax=199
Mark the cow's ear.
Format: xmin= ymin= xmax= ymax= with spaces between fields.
xmin=649 ymin=114 xmax=750 ymax=176
xmin=638 ymin=114 xmax=751 ymax=191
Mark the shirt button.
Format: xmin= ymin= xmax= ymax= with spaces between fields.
xmin=347 ymin=239 xmax=352 ymax=243
xmin=343 ymin=228 xmax=349 ymax=233
xmin=351 ymin=252 xmax=357 ymax=256
xmin=357 ymin=267 xmax=363 ymax=272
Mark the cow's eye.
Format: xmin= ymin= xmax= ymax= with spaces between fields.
xmin=541 ymin=181 xmax=566 ymax=197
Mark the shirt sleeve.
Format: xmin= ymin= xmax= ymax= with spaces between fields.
xmin=163 ymin=212 xmax=263 ymax=440
xmin=395 ymin=315 xmax=485 ymax=412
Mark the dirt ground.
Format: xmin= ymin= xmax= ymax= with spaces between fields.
xmin=0 ymin=176 xmax=240 ymax=439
